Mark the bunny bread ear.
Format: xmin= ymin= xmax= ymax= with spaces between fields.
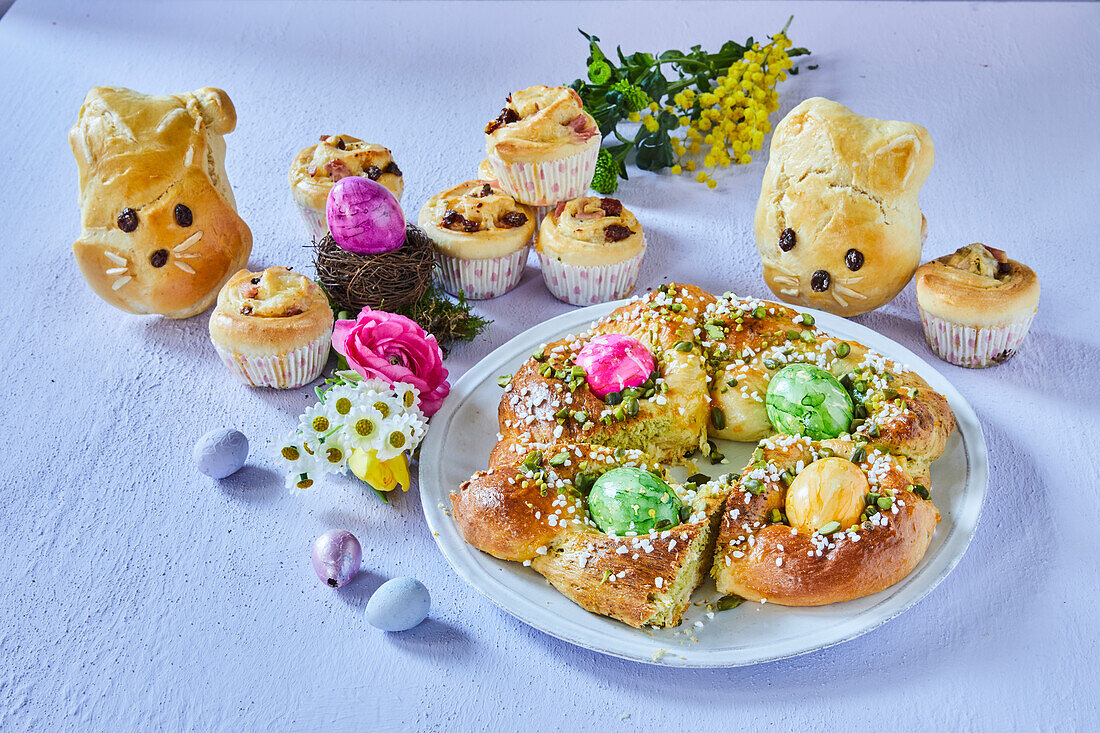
xmin=870 ymin=125 xmax=934 ymax=193
xmin=190 ymin=87 xmax=236 ymax=135
xmin=69 ymin=87 xmax=134 ymax=193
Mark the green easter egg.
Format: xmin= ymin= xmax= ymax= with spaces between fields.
xmin=587 ymin=467 xmax=682 ymax=535
xmin=765 ymin=363 xmax=854 ymax=439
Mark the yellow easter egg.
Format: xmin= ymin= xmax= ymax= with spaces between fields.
xmin=784 ymin=457 xmax=867 ymax=535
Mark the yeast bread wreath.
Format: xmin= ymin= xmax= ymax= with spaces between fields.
xmin=451 ymin=283 xmax=955 ymax=628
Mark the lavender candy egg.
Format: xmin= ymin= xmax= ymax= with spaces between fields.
xmin=325 ymin=176 xmax=406 ymax=254
xmin=311 ymin=530 xmax=362 ymax=588
xmin=366 ymin=577 xmax=430 ymax=631
xmin=192 ymin=428 xmax=248 ymax=479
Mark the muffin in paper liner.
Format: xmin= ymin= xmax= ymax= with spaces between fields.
xmin=209 ymin=267 xmax=334 ymax=389
xmin=438 ymin=245 xmax=529 ymax=300
xmin=914 ymin=243 xmax=1040 ymax=369
xmin=214 ymin=332 xmax=331 ymax=389
xmin=419 ymin=180 xmax=536 ymax=300
xmin=918 ymin=309 xmax=1036 ymax=369
xmin=288 ymin=136 xmax=403 ymax=241
xmin=537 ymin=244 xmax=645 ymax=306
xmin=489 ymin=140 xmax=599 ymax=208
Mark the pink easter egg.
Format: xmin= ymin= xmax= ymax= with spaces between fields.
xmin=574 ymin=334 xmax=656 ymax=399
xmin=326 ymin=176 xmax=406 ymax=254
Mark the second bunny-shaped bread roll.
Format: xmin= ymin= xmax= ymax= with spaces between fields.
xmin=754 ymin=97 xmax=934 ymax=317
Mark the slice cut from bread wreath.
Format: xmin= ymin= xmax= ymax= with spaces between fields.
xmin=451 ymin=441 xmax=731 ymax=628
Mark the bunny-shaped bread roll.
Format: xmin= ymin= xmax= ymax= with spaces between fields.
xmin=70 ymin=87 xmax=252 ymax=319
xmin=754 ymin=98 xmax=934 ymax=317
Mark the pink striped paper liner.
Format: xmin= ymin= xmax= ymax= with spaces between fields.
xmin=537 ymin=243 xmax=645 ymax=306
xmin=488 ymin=142 xmax=599 ymax=207
xmin=293 ymin=201 xmax=330 ymax=241
xmin=919 ymin=309 xmax=1036 ymax=368
xmin=213 ymin=332 xmax=331 ymax=389
xmin=438 ymin=245 xmax=529 ymax=300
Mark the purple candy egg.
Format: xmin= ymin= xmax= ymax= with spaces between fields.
xmin=311 ymin=529 xmax=362 ymax=588
xmin=326 ymin=176 xmax=406 ymax=254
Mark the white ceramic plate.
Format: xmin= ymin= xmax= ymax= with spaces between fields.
xmin=420 ymin=300 xmax=988 ymax=667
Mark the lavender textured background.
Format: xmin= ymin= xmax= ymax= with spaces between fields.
xmin=1 ymin=1 xmax=1097 ymax=730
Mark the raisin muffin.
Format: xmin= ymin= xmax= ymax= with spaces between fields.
xmin=915 ymin=242 xmax=1039 ymax=367
xmin=417 ymin=180 xmax=535 ymax=299
xmin=209 ymin=266 xmax=334 ymax=388
xmin=484 ymin=86 xmax=600 ymax=207
xmin=536 ymin=196 xmax=645 ymax=305
xmin=288 ymin=135 xmax=403 ymax=239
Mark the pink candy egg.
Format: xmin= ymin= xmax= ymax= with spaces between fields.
xmin=574 ymin=334 xmax=656 ymax=398
xmin=311 ymin=529 xmax=362 ymax=588
xmin=326 ymin=176 xmax=406 ymax=254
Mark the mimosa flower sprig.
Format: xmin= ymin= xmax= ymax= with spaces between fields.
xmin=571 ymin=16 xmax=813 ymax=193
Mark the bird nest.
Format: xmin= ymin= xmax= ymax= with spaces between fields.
xmin=313 ymin=223 xmax=436 ymax=314
xmin=312 ymin=223 xmax=489 ymax=349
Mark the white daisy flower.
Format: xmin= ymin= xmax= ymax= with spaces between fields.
xmin=298 ymin=436 xmax=325 ymax=470
xmin=336 ymin=370 xmax=391 ymax=393
xmin=406 ymin=409 xmax=428 ymax=447
xmin=299 ymin=401 xmax=338 ymax=442
xmin=285 ymin=467 xmax=319 ymax=491
xmin=325 ymin=383 xmax=358 ymax=420
xmin=275 ymin=432 xmax=324 ymax=490
xmin=376 ymin=412 xmax=423 ymax=461
xmin=274 ymin=431 xmax=308 ymax=467
xmin=315 ymin=430 xmax=350 ymax=475
xmin=361 ymin=377 xmax=393 ymax=394
xmin=361 ymin=390 xmax=403 ymax=422
xmin=344 ymin=404 xmax=386 ymax=452
xmin=391 ymin=382 xmax=422 ymax=412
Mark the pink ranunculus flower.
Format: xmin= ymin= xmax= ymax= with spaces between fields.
xmin=332 ymin=308 xmax=450 ymax=416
